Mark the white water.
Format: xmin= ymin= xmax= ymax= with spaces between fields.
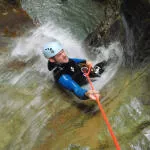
xmin=11 ymin=22 xmax=123 ymax=90
xmin=21 ymin=0 xmax=105 ymax=40
xmin=85 ymin=42 xmax=123 ymax=90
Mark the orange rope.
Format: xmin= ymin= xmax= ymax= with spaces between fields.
xmin=84 ymin=65 xmax=121 ymax=150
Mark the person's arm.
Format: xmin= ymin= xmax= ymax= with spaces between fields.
xmin=58 ymin=74 xmax=88 ymax=100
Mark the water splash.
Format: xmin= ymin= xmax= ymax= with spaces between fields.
xmin=21 ymin=0 xmax=105 ymax=40
xmin=83 ymin=42 xmax=123 ymax=90
xmin=11 ymin=22 xmax=123 ymax=89
xmin=10 ymin=22 xmax=88 ymax=85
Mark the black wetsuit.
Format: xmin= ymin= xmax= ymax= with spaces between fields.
xmin=48 ymin=58 xmax=88 ymax=99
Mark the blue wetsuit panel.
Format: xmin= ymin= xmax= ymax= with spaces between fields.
xmin=70 ymin=58 xmax=86 ymax=64
xmin=58 ymin=74 xmax=88 ymax=100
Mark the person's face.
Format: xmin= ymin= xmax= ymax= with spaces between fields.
xmin=49 ymin=50 xmax=69 ymax=63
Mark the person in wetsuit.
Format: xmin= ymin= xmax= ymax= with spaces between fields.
xmin=43 ymin=41 xmax=100 ymax=100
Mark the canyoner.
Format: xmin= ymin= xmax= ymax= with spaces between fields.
xmin=42 ymin=40 xmax=107 ymax=101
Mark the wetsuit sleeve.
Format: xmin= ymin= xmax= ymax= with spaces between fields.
xmin=70 ymin=58 xmax=86 ymax=64
xmin=58 ymin=74 xmax=88 ymax=100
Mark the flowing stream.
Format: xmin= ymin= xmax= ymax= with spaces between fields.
xmin=0 ymin=0 xmax=150 ymax=150
xmin=21 ymin=0 xmax=105 ymax=40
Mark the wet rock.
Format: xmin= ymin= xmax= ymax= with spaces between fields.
xmin=0 ymin=0 xmax=34 ymax=37
xmin=7 ymin=60 xmax=26 ymax=70
xmin=84 ymin=0 xmax=121 ymax=49
xmin=84 ymin=0 xmax=150 ymax=67
xmin=6 ymin=0 xmax=21 ymax=7
xmin=84 ymin=18 xmax=124 ymax=48
xmin=0 ymin=9 xmax=34 ymax=37
xmin=0 ymin=0 xmax=35 ymax=60
xmin=97 ymin=65 xmax=150 ymax=149
xmin=92 ymin=0 xmax=105 ymax=2
xmin=121 ymin=0 xmax=150 ymax=65
xmin=0 ymin=0 xmax=21 ymax=11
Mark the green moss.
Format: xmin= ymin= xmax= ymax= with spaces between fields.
xmin=0 ymin=113 xmax=24 ymax=149
xmin=0 ymin=124 xmax=12 ymax=149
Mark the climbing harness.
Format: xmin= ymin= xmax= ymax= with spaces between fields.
xmin=82 ymin=64 xmax=121 ymax=150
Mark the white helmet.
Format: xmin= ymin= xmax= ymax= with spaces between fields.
xmin=43 ymin=41 xmax=63 ymax=58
